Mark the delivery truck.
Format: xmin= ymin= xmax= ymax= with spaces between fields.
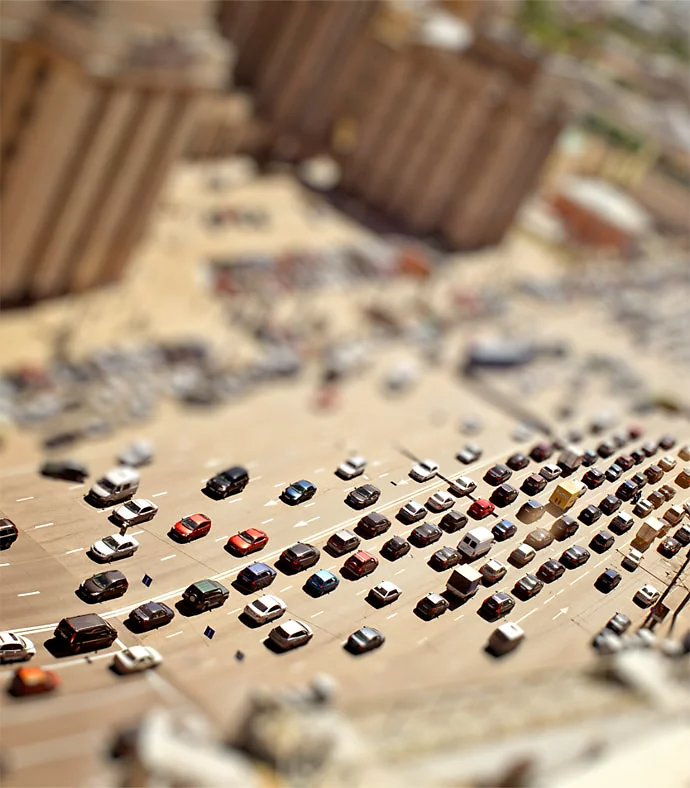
xmin=631 ymin=517 xmax=664 ymax=552
xmin=446 ymin=566 xmax=482 ymax=601
xmin=549 ymin=480 xmax=586 ymax=511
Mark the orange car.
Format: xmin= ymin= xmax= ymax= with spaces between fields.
xmin=226 ymin=528 xmax=268 ymax=556
xmin=10 ymin=666 xmax=60 ymax=696
xmin=170 ymin=513 xmax=211 ymax=542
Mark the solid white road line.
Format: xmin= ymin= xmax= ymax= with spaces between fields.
xmin=34 ymin=522 xmax=54 ymax=529
xmin=17 ymin=591 xmax=40 ymax=597
xmin=16 ymin=497 xmax=34 ymax=502
xmin=0 ymin=563 xmax=10 ymax=568
xmin=64 ymin=548 xmax=84 ymax=555
xmin=160 ymin=554 xmax=176 ymax=562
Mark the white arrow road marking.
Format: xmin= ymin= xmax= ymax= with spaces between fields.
xmin=552 ymin=607 xmax=570 ymax=620
xmin=294 ymin=520 xmax=309 ymax=528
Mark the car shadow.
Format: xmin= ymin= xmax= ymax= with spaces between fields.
xmin=323 ymin=544 xmax=346 ymax=559
xmin=263 ymin=638 xmax=287 ymax=654
xmin=230 ymin=579 xmax=255 ymax=596
xmin=174 ymin=600 xmax=201 ymax=618
xmin=42 ymin=638 xmax=106 ymax=659
xmin=364 ymin=593 xmax=384 ymax=609
xmin=200 ymin=486 xmax=223 ymax=501
xmin=274 ymin=558 xmax=299 ymax=576
xmin=238 ymin=612 xmax=262 ymax=629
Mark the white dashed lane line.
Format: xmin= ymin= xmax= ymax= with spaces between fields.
xmin=273 ymin=482 xmax=285 ymax=488
xmin=152 ymin=492 xmax=167 ymax=498
xmin=356 ymin=589 xmax=367 ymax=596
xmin=515 ymin=608 xmax=538 ymax=624
xmin=16 ymin=497 xmax=34 ymax=502
xmin=310 ymin=611 xmax=324 ymax=619
xmin=160 ymin=554 xmax=176 ymax=562
xmin=570 ymin=571 xmax=590 ymax=586
xmin=166 ymin=631 xmax=183 ymax=639
xmin=227 ymin=608 xmax=241 ymax=616
xmin=34 ymin=523 xmax=54 ymax=529
xmin=261 ymin=519 xmax=273 ymax=525
xmin=17 ymin=591 xmax=40 ymax=597
xmin=386 ymin=612 xmax=398 ymax=619
xmin=0 ymin=563 xmax=10 ymax=568
xmin=379 ymin=473 xmax=389 ymax=478
xmin=227 ymin=498 xmax=243 ymax=505
xmin=454 ymin=614 xmax=465 ymax=621
xmin=304 ymin=502 xmax=316 ymax=508
xmin=394 ymin=568 xmax=406 ymax=575
xmin=215 ymin=536 xmax=227 ymax=542
xmin=64 ymin=548 xmax=84 ymax=555
xmin=314 ymin=468 xmax=325 ymax=474
xmin=280 ymin=585 xmax=293 ymax=592
xmin=68 ymin=484 xmax=83 ymax=490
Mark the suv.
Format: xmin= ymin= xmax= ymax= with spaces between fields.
xmin=205 ymin=466 xmax=249 ymax=498
xmin=357 ymin=512 xmax=391 ymax=538
xmin=326 ymin=530 xmax=361 ymax=557
xmin=0 ymin=517 xmax=18 ymax=550
xmin=87 ymin=467 xmax=140 ymax=507
xmin=589 ymin=529 xmax=615 ymax=553
xmin=53 ymin=614 xmax=118 ymax=654
xmin=78 ymin=570 xmax=128 ymax=602
xmin=344 ymin=551 xmax=379 ymax=578
xmin=236 ymin=562 xmax=277 ymax=592
xmin=182 ymin=580 xmax=229 ymax=612
xmin=481 ymin=592 xmax=515 ymax=620
xmin=280 ymin=543 xmax=320 ymax=572
xmin=440 ymin=510 xmax=467 ymax=533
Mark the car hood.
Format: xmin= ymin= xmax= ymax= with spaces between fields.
xmin=284 ymin=487 xmax=301 ymax=498
xmin=81 ymin=579 xmax=102 ymax=595
xmin=91 ymin=540 xmax=112 ymax=555
xmin=117 ymin=508 xmax=137 ymax=521
xmin=89 ymin=482 xmax=110 ymax=499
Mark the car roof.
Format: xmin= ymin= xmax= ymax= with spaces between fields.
xmin=425 ymin=593 xmax=445 ymax=603
xmin=356 ymin=626 xmax=380 ymax=638
xmin=333 ymin=529 xmax=356 ymax=540
xmin=351 ymin=550 xmax=374 ymax=562
xmin=101 ymin=467 xmax=140 ymax=485
xmin=245 ymin=562 xmax=273 ymax=575
xmin=94 ymin=570 xmax=126 ymax=582
xmin=0 ymin=632 xmax=23 ymax=646
xmin=376 ymin=581 xmax=400 ymax=593
xmin=278 ymin=619 xmax=309 ymax=635
xmin=313 ymin=569 xmax=336 ymax=581
xmin=192 ymin=579 xmax=226 ymax=592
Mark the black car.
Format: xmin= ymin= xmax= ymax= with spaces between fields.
xmin=358 ymin=512 xmax=391 ymax=538
xmin=614 ymin=455 xmax=634 ymax=472
xmin=128 ymin=602 xmax=175 ymax=631
xmin=529 ymin=443 xmax=553 ymax=462
xmin=484 ymin=464 xmax=512 ymax=486
xmin=630 ymin=449 xmax=646 ymax=465
xmin=521 ymin=473 xmax=547 ymax=495
xmin=560 ymin=545 xmax=591 ymax=569
xmin=605 ymin=464 xmax=623 ymax=482
xmin=537 ymin=559 xmax=565 ymax=583
xmin=513 ymin=574 xmax=544 ymax=600
xmin=79 ymin=570 xmax=128 ymax=602
xmin=0 ymin=517 xmax=19 ymax=550
xmin=40 ymin=459 xmax=89 ymax=483
xmin=609 ymin=513 xmax=634 ymax=535
xmin=658 ymin=537 xmax=682 ymax=558
xmin=280 ymin=543 xmax=320 ymax=572
xmin=490 ymin=484 xmax=519 ymax=507
xmin=596 ymin=568 xmax=621 ymax=592
xmin=599 ymin=495 xmax=622 ymax=515
xmin=429 ymin=546 xmax=461 ymax=571
xmin=440 ymin=510 xmax=467 ymax=533
xmin=506 ymin=453 xmax=530 ymax=471
xmin=616 ymin=480 xmax=638 ymax=501
xmin=589 ymin=529 xmax=615 ymax=553
xmin=416 ymin=593 xmax=449 ymax=619
xmin=581 ymin=449 xmax=598 ymax=467
xmin=205 ymin=466 xmax=249 ymax=498
xmin=582 ymin=468 xmax=605 ymax=489
xmin=578 ymin=505 xmax=602 ymax=525
xmin=492 ymin=520 xmax=517 ymax=541
xmin=630 ymin=471 xmax=647 ymax=489
xmin=658 ymin=434 xmax=676 ymax=450
xmin=640 ymin=441 xmax=657 ymax=457
xmin=410 ymin=522 xmax=443 ymax=547
xmin=644 ymin=465 xmax=664 ymax=484
xmin=554 ymin=515 xmax=579 ymax=540
xmin=346 ymin=484 xmax=381 ymax=509
xmin=674 ymin=524 xmax=690 ymax=546
xmin=281 ymin=480 xmax=317 ymax=505
xmin=597 ymin=441 xmax=616 ymax=459
xmin=381 ymin=535 xmax=411 ymax=560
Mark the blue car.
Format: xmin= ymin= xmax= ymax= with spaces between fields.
xmin=305 ymin=569 xmax=339 ymax=597
xmin=236 ymin=562 xmax=277 ymax=592
xmin=281 ymin=480 xmax=317 ymax=505
xmin=492 ymin=519 xmax=517 ymax=541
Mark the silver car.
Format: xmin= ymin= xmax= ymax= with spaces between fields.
xmin=268 ymin=619 xmax=313 ymax=650
xmin=112 ymin=498 xmax=158 ymax=526
xmin=244 ymin=595 xmax=286 ymax=625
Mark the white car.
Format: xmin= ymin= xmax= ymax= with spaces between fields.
xmin=90 ymin=533 xmax=140 ymax=562
xmin=398 ymin=500 xmax=427 ymax=523
xmin=539 ymin=464 xmax=562 ymax=482
xmin=427 ymin=490 xmax=455 ymax=512
xmin=658 ymin=455 xmax=677 ymax=472
xmin=370 ymin=581 xmax=402 ymax=606
xmin=509 ymin=543 xmax=536 ymax=567
xmin=268 ymin=619 xmax=313 ymax=650
xmin=243 ymin=594 xmax=287 ymax=625
xmin=0 ymin=632 xmax=36 ymax=664
xmin=622 ymin=548 xmax=643 ymax=570
xmin=456 ymin=445 xmax=482 ymax=464
xmin=112 ymin=498 xmax=159 ymax=526
xmin=410 ymin=459 xmax=439 ymax=482
xmin=112 ymin=645 xmax=162 ymax=674
xmin=451 ymin=476 xmax=477 ymax=496
xmin=118 ymin=440 xmax=154 ymax=468
xmin=679 ymin=444 xmax=690 ymax=462
xmin=634 ymin=584 xmax=660 ymax=608
xmin=336 ymin=456 xmax=366 ymax=480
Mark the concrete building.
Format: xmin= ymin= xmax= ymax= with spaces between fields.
xmin=0 ymin=0 xmax=231 ymax=307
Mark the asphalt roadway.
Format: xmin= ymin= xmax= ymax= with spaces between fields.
xmin=0 ymin=350 xmax=689 ymax=787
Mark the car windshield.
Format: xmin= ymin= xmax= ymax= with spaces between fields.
xmin=220 ymin=472 xmax=238 ymax=483
xmin=239 ymin=531 xmax=256 ymax=542
xmin=125 ymin=501 xmax=140 ymax=512
xmin=295 ymin=482 xmax=309 ymax=492
xmin=253 ymin=600 xmax=268 ymax=612
xmin=181 ymin=517 xmax=200 ymax=529
xmin=91 ymin=574 xmax=109 ymax=588
xmin=102 ymin=536 xmax=120 ymax=550
xmin=99 ymin=478 xmax=116 ymax=491
xmin=421 ymin=461 xmax=436 ymax=471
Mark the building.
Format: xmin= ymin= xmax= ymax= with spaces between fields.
xmin=0 ymin=0 xmax=231 ymax=307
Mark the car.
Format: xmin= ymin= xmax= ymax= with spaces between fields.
xmin=427 ymin=490 xmax=455 ymax=513
xmin=597 ymin=441 xmax=616 ymax=459
xmin=630 ymin=471 xmax=648 ymax=489
xmin=358 ymin=512 xmax=391 ymax=538
xmin=9 ymin=667 xmax=60 ymax=697
xmin=595 ymin=567 xmax=621 ymax=594
xmin=539 ymin=464 xmax=562 ymax=482
xmin=560 ymin=545 xmax=590 ymax=569
xmin=659 ymin=484 xmax=677 ymax=502
xmin=344 ymin=550 xmax=379 ymax=578
xmin=205 ymin=466 xmax=249 ymax=498
xmin=469 ymin=499 xmax=495 ymax=520
xmin=616 ymin=480 xmax=638 ymax=502
xmin=280 ymin=543 xmax=320 ymax=572
xmin=579 ymin=505 xmax=602 ymax=525
xmin=552 ymin=515 xmax=579 ymax=540
xmin=658 ymin=435 xmax=676 ymax=451
xmin=609 ymin=512 xmax=634 ymax=535
xmin=456 ymin=445 xmax=482 ymax=464
xmin=0 ymin=632 xmax=36 ymax=663
xmin=599 ymin=495 xmax=622 ymax=515
xmin=606 ymin=612 xmax=631 ymax=635
xmin=128 ymin=602 xmax=175 ymax=631
xmin=581 ymin=449 xmax=598 ymax=467
xmin=622 ymin=548 xmax=643 ymax=571
xmin=305 ymin=569 xmax=339 ymax=596
xmin=226 ymin=528 xmax=269 ymax=557
xmin=490 ymin=484 xmax=519 ymax=507
xmin=243 ymin=594 xmax=287 ymax=625
xmin=506 ymin=453 xmax=530 ymax=471
xmin=112 ymin=498 xmax=158 ymax=526
xmin=171 ymin=513 xmax=212 ymax=542
xmin=336 ymin=455 xmax=366 ymax=480
xmin=346 ymin=626 xmax=385 ymax=653
xmin=79 ymin=570 xmax=128 ymax=602
xmin=509 ymin=543 xmax=536 ymax=567
xmin=674 ymin=524 xmax=690 ymax=546
xmin=524 ymin=527 xmax=554 ymax=550
xmin=0 ymin=517 xmax=18 ymax=550
xmin=679 ymin=444 xmax=690 ymax=461
xmin=381 ymin=535 xmax=411 ymax=560
xmin=648 ymin=490 xmax=665 ymax=509
xmin=658 ymin=537 xmax=682 ymax=558
xmin=592 ymin=629 xmax=624 ymax=655
xmin=677 ymin=467 xmax=690 ymax=488
xmin=281 ymin=480 xmax=317 ymax=504
xmin=492 ymin=519 xmax=517 ymax=541
xmin=484 ymin=464 xmax=512 ymax=486
xmin=398 ymin=500 xmax=427 ymax=524
xmin=410 ymin=459 xmax=439 ymax=482
xmin=40 ymin=459 xmax=88 ymax=483
xmin=481 ymin=592 xmax=515 ymax=620
xmin=529 ymin=442 xmax=553 ymax=462
xmin=659 ymin=455 xmax=677 ymax=472
xmin=451 ymin=476 xmax=477 ymax=496
xmin=416 ymin=593 xmax=449 ymax=619
xmin=582 ymin=468 xmax=605 ymax=489
xmin=513 ymin=573 xmax=544 ymax=600
xmin=430 ymin=546 xmax=461 ymax=571
xmin=410 ymin=522 xmax=443 ymax=547
xmin=640 ymin=441 xmax=658 ymax=457
xmin=634 ymin=498 xmax=654 ymax=517
xmin=517 ymin=499 xmax=545 ymax=524
xmin=630 ymin=449 xmax=646 ymax=465
xmin=537 ymin=559 xmax=565 ymax=583
xmin=634 ymin=584 xmax=660 ymax=608
xmin=268 ymin=619 xmax=313 ymax=650
xmin=614 ymin=455 xmax=634 ymax=472
xmin=480 ymin=559 xmax=508 ymax=585
xmin=89 ymin=533 xmax=139 ymax=562
xmin=521 ymin=473 xmax=547 ymax=495
xmin=369 ymin=581 xmax=401 ymax=606
xmin=440 ymin=510 xmax=468 ymax=533
xmin=118 ymin=441 xmax=154 ymax=468
xmin=346 ymin=484 xmax=381 ymax=509
xmin=645 ymin=465 xmax=664 ymax=484
xmin=605 ymin=464 xmax=623 ymax=482
xmin=112 ymin=646 xmax=162 ymax=674
xmin=326 ymin=530 xmax=360 ymax=557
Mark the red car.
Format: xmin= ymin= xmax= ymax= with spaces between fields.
xmin=468 ymin=498 xmax=495 ymax=519
xmin=10 ymin=667 xmax=60 ymax=696
xmin=343 ymin=550 xmax=379 ymax=578
xmin=171 ymin=513 xmax=212 ymax=542
xmin=226 ymin=528 xmax=268 ymax=556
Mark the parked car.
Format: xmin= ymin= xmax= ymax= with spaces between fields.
xmin=551 ymin=515 xmax=579 ymax=540
xmin=537 ymin=559 xmax=565 ymax=583
xmin=674 ymin=524 xmax=690 ymax=546
xmin=410 ymin=459 xmax=439 ymax=482
xmin=595 ymin=566 xmax=621 ymax=591
xmin=485 ymin=464 xmax=512 ymax=486
xmin=659 ymin=484 xmax=677 ymax=502
xmin=599 ymin=495 xmax=622 ymax=515
xmin=492 ymin=519 xmax=517 ymax=541
xmin=452 ymin=476 xmax=477 ymax=496
xmin=529 ymin=443 xmax=553 ymax=462
xmin=506 ymin=453 xmax=530 ymax=471
xmin=346 ymin=626 xmax=385 ymax=654
xmin=118 ymin=441 xmax=154 ymax=469
xmin=468 ymin=499 xmax=495 ymax=520
xmin=658 ymin=537 xmax=682 ymax=558
xmin=281 ymin=480 xmax=317 ymax=504
xmin=579 ymin=505 xmax=602 ymax=525
xmin=398 ymin=501 xmax=427 ymax=524
xmin=0 ymin=517 xmax=18 ymax=550
xmin=90 ymin=533 xmax=139 ymax=562
xmin=381 ymin=535 xmax=410 ymax=560
xmin=478 ymin=559 xmax=507 ymax=585
xmin=358 ymin=512 xmax=392 ymax=538
xmin=40 ymin=459 xmax=88 ymax=483
xmin=369 ymin=581 xmax=401 ymax=606
xmin=456 ymin=445 xmax=482 ymax=464
xmin=427 ymin=490 xmax=455 ymax=513
xmin=171 ymin=513 xmax=212 ymax=542
xmin=622 ymin=548 xmax=643 ymax=571
xmin=182 ymin=579 xmax=229 ymax=612
xmin=416 ymin=593 xmax=449 ymax=619
xmin=243 ymin=594 xmax=286 ymax=625
xmin=560 ymin=545 xmax=590 ymax=569
xmin=336 ymin=456 xmax=366 ymax=480
xmin=112 ymin=646 xmax=162 ymax=674
xmin=280 ymin=543 xmax=320 ymax=572
xmin=582 ymin=468 xmax=605 ymax=489
xmin=634 ymin=499 xmax=654 ymax=518
xmin=410 ymin=522 xmax=443 ymax=547
xmin=480 ymin=592 xmax=515 ymax=620
xmin=614 ymin=455 xmax=634 ymax=472
xmin=606 ymin=612 xmax=631 ymax=635
xmin=491 ymin=484 xmax=519 ymax=507
xmin=630 ymin=449 xmax=646 ymax=465
xmin=305 ymin=569 xmax=339 ymax=596
xmin=509 ymin=543 xmax=536 ymax=567
xmin=605 ymin=464 xmax=623 ymax=482
xmin=79 ymin=570 xmax=128 ymax=602
xmin=640 ymin=441 xmax=658 ymax=457
xmin=581 ymin=449 xmax=598 ymax=467
xmin=268 ymin=620 xmax=313 ymax=650
xmin=648 ymin=490 xmax=665 ymax=509
xmin=610 ymin=512 xmax=634 ymax=535
xmin=597 ymin=441 xmax=616 ymax=458
xmin=658 ymin=435 xmax=676 ymax=451
xmin=344 ymin=550 xmax=378 ymax=578
xmin=326 ymin=530 xmax=360 ymax=557
xmin=9 ymin=667 xmax=60 ymax=697
xmin=634 ymin=584 xmax=660 ymax=608
xmin=128 ymin=602 xmax=174 ymax=631
xmin=513 ymin=573 xmax=544 ymax=600
xmin=616 ymin=480 xmax=638 ymax=502
xmin=645 ymin=465 xmax=664 ymax=484
xmin=440 ymin=510 xmax=467 ymax=533
xmin=112 ymin=498 xmax=158 ymax=526
xmin=521 ymin=473 xmax=547 ymax=495
xmin=346 ymin=484 xmax=381 ymax=509
xmin=539 ymin=463 xmax=562 ymax=482
xmin=205 ymin=466 xmax=249 ymax=498
xmin=430 ymin=546 xmax=461 ymax=571
xmin=0 ymin=632 xmax=36 ymax=664
xmin=517 ymin=499 xmax=545 ymax=524
xmin=226 ymin=528 xmax=268 ymax=556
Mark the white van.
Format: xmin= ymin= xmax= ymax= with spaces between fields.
xmin=88 ymin=467 xmax=140 ymax=507
xmin=488 ymin=622 xmax=525 ymax=655
xmin=457 ymin=526 xmax=494 ymax=560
